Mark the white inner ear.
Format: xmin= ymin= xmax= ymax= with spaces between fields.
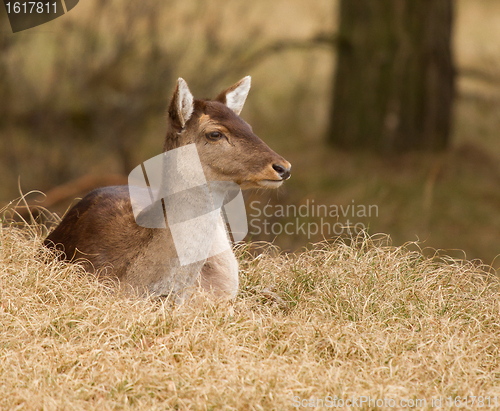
xmin=225 ymin=76 xmax=251 ymax=115
xmin=177 ymin=78 xmax=194 ymax=127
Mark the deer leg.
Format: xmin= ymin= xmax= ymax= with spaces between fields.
xmin=200 ymin=249 xmax=239 ymax=299
xmin=199 ymin=216 xmax=239 ymax=299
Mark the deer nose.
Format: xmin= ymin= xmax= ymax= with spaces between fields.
xmin=272 ymin=163 xmax=291 ymax=180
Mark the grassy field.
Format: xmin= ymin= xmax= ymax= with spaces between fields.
xmin=1 ymin=216 xmax=500 ymax=410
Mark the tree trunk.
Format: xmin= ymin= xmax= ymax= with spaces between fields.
xmin=328 ymin=0 xmax=455 ymax=152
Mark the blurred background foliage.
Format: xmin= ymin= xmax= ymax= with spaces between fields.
xmin=1 ymin=0 xmax=500 ymax=269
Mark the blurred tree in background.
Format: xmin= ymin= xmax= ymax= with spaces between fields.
xmin=328 ymin=0 xmax=455 ymax=152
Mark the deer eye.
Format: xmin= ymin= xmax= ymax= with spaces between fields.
xmin=206 ymin=131 xmax=223 ymax=141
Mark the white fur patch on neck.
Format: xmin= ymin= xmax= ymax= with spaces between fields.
xmin=177 ymin=78 xmax=194 ymax=127
xmin=225 ymin=76 xmax=251 ymax=115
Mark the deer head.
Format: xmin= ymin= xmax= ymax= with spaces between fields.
xmin=164 ymin=76 xmax=291 ymax=190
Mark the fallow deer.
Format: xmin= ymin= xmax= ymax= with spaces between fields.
xmin=44 ymin=76 xmax=291 ymax=300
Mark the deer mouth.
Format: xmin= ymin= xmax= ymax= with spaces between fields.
xmin=258 ymin=179 xmax=284 ymax=188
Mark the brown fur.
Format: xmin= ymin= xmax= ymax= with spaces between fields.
xmin=44 ymin=77 xmax=291 ymax=300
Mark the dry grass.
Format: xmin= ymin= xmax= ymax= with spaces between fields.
xmin=1 ymin=219 xmax=500 ymax=410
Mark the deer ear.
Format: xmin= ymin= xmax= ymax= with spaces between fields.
xmin=215 ymin=76 xmax=251 ymax=115
xmin=168 ymin=78 xmax=194 ymax=129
